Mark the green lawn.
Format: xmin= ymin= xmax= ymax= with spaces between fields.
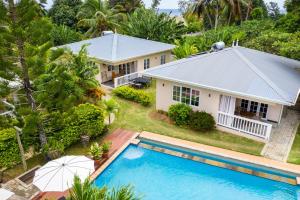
xmin=288 ymin=125 xmax=300 ymax=164
xmin=110 ymin=83 xmax=264 ymax=156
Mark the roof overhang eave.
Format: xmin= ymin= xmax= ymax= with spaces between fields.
xmin=143 ymin=72 xmax=294 ymax=106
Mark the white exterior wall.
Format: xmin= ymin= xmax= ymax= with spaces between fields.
xmin=95 ymin=51 xmax=172 ymax=83
xmin=156 ymin=79 xmax=283 ymax=123
xmin=136 ymin=51 xmax=173 ymax=72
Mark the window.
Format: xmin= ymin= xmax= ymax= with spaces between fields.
xmin=191 ymin=90 xmax=200 ymax=106
xmin=172 ymin=86 xmax=180 ymax=101
xmin=160 ymin=55 xmax=166 ymax=64
xmin=250 ymin=101 xmax=258 ymax=113
xmin=172 ymin=85 xmax=200 ymax=106
xmin=259 ymin=103 xmax=268 ymax=118
xmin=240 ymin=99 xmax=249 ymax=112
xmin=144 ymin=58 xmax=150 ymax=69
xmin=108 ymin=65 xmax=113 ymax=71
xmin=181 ymin=87 xmax=191 ymax=104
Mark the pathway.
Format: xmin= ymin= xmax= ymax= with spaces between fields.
xmin=261 ymin=109 xmax=299 ymax=162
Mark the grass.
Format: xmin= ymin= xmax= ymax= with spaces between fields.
xmin=110 ymin=82 xmax=264 ymax=156
xmin=287 ymin=125 xmax=300 ymax=164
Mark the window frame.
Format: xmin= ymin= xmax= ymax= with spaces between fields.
xmin=144 ymin=58 xmax=150 ymax=70
xmin=160 ymin=54 xmax=166 ymax=64
xmin=172 ymin=85 xmax=200 ymax=107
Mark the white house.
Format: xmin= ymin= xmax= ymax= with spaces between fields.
xmin=143 ymin=46 xmax=300 ymax=141
xmin=58 ymin=32 xmax=175 ymax=88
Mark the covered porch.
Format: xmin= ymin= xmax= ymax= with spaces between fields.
xmin=217 ymin=95 xmax=280 ymax=141
xmin=101 ymin=61 xmax=138 ymax=84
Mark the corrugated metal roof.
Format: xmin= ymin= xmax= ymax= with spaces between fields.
xmin=57 ymin=33 xmax=175 ymax=63
xmin=143 ymin=46 xmax=300 ymax=105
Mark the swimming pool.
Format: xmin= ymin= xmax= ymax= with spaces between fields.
xmin=94 ymin=144 xmax=300 ymax=200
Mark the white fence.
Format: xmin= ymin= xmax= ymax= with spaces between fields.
xmin=217 ymin=111 xmax=272 ymax=140
xmin=114 ymin=72 xmax=141 ymax=88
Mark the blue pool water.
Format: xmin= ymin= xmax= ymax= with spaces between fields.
xmin=95 ymin=145 xmax=300 ymax=200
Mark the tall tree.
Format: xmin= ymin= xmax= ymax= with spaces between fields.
xmin=109 ymin=0 xmax=143 ymax=13
xmin=0 ymin=0 xmax=53 ymax=147
xmin=35 ymin=46 xmax=100 ymax=112
xmin=48 ymin=0 xmax=82 ymax=28
xmin=151 ymin=0 xmax=161 ymax=9
xmin=267 ymin=1 xmax=281 ymax=20
xmin=77 ymin=0 xmax=125 ymax=37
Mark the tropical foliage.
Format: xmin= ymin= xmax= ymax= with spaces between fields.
xmin=35 ymin=46 xmax=100 ymax=112
xmin=67 ymin=176 xmax=140 ymax=200
xmin=50 ymin=25 xmax=83 ymax=46
xmin=121 ymin=8 xmax=186 ymax=43
xmin=48 ymin=0 xmax=82 ymax=28
xmin=77 ymin=0 xmax=125 ymax=37
xmin=103 ymin=99 xmax=119 ymax=124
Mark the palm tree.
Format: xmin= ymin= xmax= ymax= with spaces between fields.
xmin=68 ymin=176 xmax=140 ymax=200
xmin=103 ymin=99 xmax=119 ymax=124
xmin=67 ymin=176 xmax=106 ymax=200
xmin=77 ymin=0 xmax=125 ymax=37
xmin=190 ymin=0 xmax=249 ymax=29
xmin=109 ymin=0 xmax=143 ymax=13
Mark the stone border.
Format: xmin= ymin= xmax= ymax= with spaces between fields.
xmin=139 ymin=131 xmax=300 ymax=185
xmin=15 ymin=165 xmax=41 ymax=188
xmin=90 ymin=132 xmax=140 ymax=181
xmin=139 ymin=143 xmax=297 ymax=185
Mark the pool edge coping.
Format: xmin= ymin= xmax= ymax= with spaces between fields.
xmin=139 ymin=131 xmax=300 ymax=184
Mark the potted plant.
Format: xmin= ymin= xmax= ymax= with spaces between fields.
xmin=80 ymin=133 xmax=90 ymax=147
xmin=102 ymin=141 xmax=112 ymax=158
xmin=89 ymin=142 xmax=103 ymax=162
xmin=44 ymin=139 xmax=64 ymax=161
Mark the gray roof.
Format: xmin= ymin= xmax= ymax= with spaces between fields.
xmin=57 ymin=33 xmax=175 ymax=63
xmin=144 ymin=46 xmax=300 ymax=105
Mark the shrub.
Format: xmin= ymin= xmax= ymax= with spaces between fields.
xmin=113 ymin=86 xmax=151 ymax=106
xmin=189 ymin=111 xmax=215 ymax=131
xmin=168 ymin=103 xmax=192 ymax=126
xmin=0 ymin=128 xmax=20 ymax=168
xmin=57 ymin=103 xmax=105 ymax=148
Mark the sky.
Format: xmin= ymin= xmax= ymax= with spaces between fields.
xmin=45 ymin=0 xmax=286 ymax=11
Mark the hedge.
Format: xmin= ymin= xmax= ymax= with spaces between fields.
xmin=0 ymin=128 xmax=20 ymax=168
xmin=113 ymin=86 xmax=151 ymax=106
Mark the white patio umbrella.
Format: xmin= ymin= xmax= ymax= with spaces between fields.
xmin=33 ymin=155 xmax=94 ymax=192
xmin=0 ymin=188 xmax=14 ymax=200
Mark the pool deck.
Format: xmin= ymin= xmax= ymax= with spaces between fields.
xmin=32 ymin=129 xmax=138 ymax=200
xmin=139 ymin=131 xmax=300 ymax=183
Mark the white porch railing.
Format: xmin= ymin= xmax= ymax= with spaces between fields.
xmin=114 ymin=72 xmax=141 ymax=88
xmin=217 ymin=111 xmax=272 ymax=140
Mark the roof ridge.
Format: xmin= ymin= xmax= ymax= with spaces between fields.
xmin=145 ymin=48 xmax=233 ymax=72
xmin=111 ymin=34 xmax=118 ymax=60
xmin=116 ymin=33 xmax=175 ymax=47
xmin=233 ymin=48 xmax=291 ymax=103
xmin=237 ymin=46 xmax=300 ymax=65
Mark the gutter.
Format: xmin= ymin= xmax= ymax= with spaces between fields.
xmin=143 ymin=72 xmax=293 ymax=106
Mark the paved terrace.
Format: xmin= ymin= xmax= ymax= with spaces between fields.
xmin=262 ymin=109 xmax=300 ymax=162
